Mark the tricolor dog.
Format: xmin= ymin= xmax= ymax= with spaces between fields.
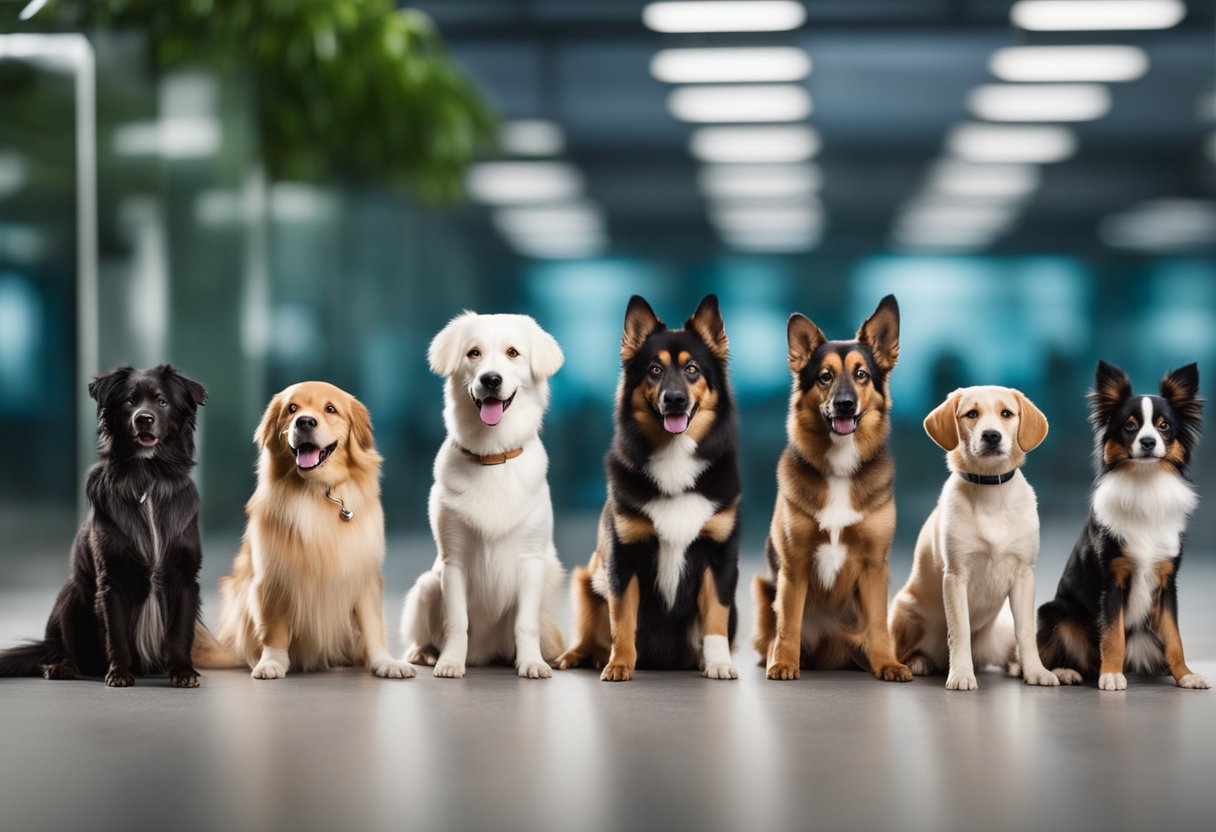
xmin=400 ymin=312 xmax=567 ymax=678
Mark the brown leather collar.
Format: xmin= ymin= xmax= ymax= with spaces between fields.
xmin=460 ymin=445 xmax=524 ymax=466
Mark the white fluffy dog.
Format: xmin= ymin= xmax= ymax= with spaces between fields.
xmin=401 ymin=312 xmax=566 ymax=678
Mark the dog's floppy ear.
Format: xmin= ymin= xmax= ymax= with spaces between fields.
xmin=428 ymin=312 xmax=475 ymax=377
xmin=1088 ymin=360 xmax=1132 ymax=427
xmin=1013 ymin=389 xmax=1049 ymax=452
xmin=787 ymin=313 xmax=826 ymax=373
xmin=621 ymin=295 xmax=664 ymax=362
xmin=88 ymin=366 xmax=135 ymax=409
xmin=348 ymin=396 xmax=376 ymax=453
xmin=528 ymin=319 xmax=565 ymax=381
xmin=685 ymin=294 xmax=728 ymax=362
xmin=157 ymin=364 xmax=208 ymax=411
xmin=857 ymin=294 xmax=900 ymax=372
xmin=924 ymin=390 xmax=961 ymax=451
xmin=1159 ymin=362 xmax=1202 ymax=448
xmin=254 ymin=390 xmax=285 ymax=449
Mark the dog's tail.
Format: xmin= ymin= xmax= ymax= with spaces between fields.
xmin=191 ymin=623 xmax=243 ymax=669
xmin=752 ymin=573 xmax=777 ymax=665
xmin=0 ymin=640 xmax=51 ymax=677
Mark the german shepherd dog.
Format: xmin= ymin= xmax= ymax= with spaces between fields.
xmin=0 ymin=365 xmax=207 ymax=687
xmin=754 ymin=296 xmax=912 ymax=682
xmin=557 ymin=295 xmax=741 ymax=681
xmin=1037 ymin=361 xmax=1209 ymax=691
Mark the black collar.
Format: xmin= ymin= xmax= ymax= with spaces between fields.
xmin=957 ymin=469 xmax=1016 ymax=486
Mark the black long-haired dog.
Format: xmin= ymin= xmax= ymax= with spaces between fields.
xmin=557 ymin=295 xmax=741 ymax=681
xmin=0 ymin=365 xmax=207 ymax=687
xmin=1037 ymin=360 xmax=1209 ymax=691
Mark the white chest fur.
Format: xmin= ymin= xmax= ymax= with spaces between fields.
xmin=1093 ymin=466 xmax=1197 ymax=626
xmin=642 ymin=491 xmax=717 ymax=610
xmin=645 ymin=434 xmax=708 ymax=495
xmin=812 ymin=436 xmax=863 ymax=589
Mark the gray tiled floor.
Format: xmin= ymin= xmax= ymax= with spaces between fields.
xmin=1 ymin=536 xmax=1214 ymax=832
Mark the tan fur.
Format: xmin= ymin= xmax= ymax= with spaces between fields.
xmin=701 ymin=500 xmax=738 ymax=543
xmin=1099 ymin=608 xmax=1126 ymax=676
xmin=196 ymin=382 xmax=406 ymax=678
xmin=601 ymin=574 xmax=640 ymax=682
xmin=698 ymin=568 xmax=731 ymax=640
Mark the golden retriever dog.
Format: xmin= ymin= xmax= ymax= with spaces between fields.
xmin=193 ymin=382 xmax=413 ymax=680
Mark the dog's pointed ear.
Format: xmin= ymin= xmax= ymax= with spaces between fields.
xmin=787 ymin=313 xmax=826 ymax=373
xmin=349 ymin=396 xmax=376 ymax=453
xmin=1088 ymin=360 xmax=1132 ymax=425
xmin=1013 ymin=389 xmax=1049 ymax=452
xmin=924 ymin=390 xmax=961 ymax=451
xmin=428 ymin=312 xmax=475 ymax=377
xmin=622 ymin=295 xmax=664 ymax=362
xmin=254 ymin=390 xmax=285 ymax=449
xmin=685 ymin=294 xmax=728 ymax=362
xmin=88 ymin=366 xmax=135 ymax=409
xmin=857 ymin=294 xmax=900 ymax=371
xmin=157 ymin=364 xmax=207 ymax=410
xmin=528 ymin=318 xmax=565 ymax=381
xmin=1160 ymin=362 xmax=1203 ymax=447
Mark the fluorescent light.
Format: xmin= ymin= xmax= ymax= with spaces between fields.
xmin=698 ymin=164 xmax=822 ymax=199
xmin=690 ymin=126 xmax=820 ymax=163
xmin=926 ymin=161 xmax=1041 ymax=199
xmin=1100 ymin=199 xmax=1216 ymax=251
xmin=494 ymin=203 xmax=605 ymax=238
xmin=499 ymin=120 xmax=565 ymax=157
xmin=651 ymin=47 xmax=811 ymax=84
xmin=18 ymin=0 xmax=51 ymax=21
xmin=668 ymin=84 xmax=811 ymax=123
xmin=1011 ymin=1 xmax=1185 ymax=31
xmin=712 ymin=202 xmax=823 ymax=233
xmin=113 ymin=118 xmax=221 ymax=158
xmin=897 ymin=202 xmax=1019 ymax=234
xmin=721 ymin=229 xmax=821 ymax=252
xmin=967 ymin=83 xmax=1110 ymax=122
xmin=269 ymin=183 xmax=334 ymax=223
xmin=893 ymin=226 xmax=998 ymax=246
xmin=0 ymin=152 xmax=27 ymax=199
xmin=643 ymin=1 xmax=806 ymax=33
xmin=507 ymin=231 xmax=608 ymax=260
xmin=989 ymin=45 xmax=1149 ymax=82
xmin=946 ymin=123 xmax=1077 ymax=163
xmin=466 ymin=162 xmax=584 ymax=204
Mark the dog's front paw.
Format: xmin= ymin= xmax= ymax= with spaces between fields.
xmin=1177 ymin=673 xmax=1211 ymax=690
xmin=433 ymin=658 xmax=466 ymax=679
xmin=1023 ymin=666 xmax=1060 ymax=687
xmin=1052 ymin=667 xmax=1083 ymax=685
xmin=517 ymin=659 xmax=552 ymax=679
xmin=704 ymin=661 xmax=738 ymax=680
xmin=1098 ymin=672 xmax=1127 ymax=692
xmin=945 ymin=672 xmax=978 ymax=691
xmin=251 ymin=658 xmax=287 ymax=680
xmin=766 ymin=661 xmax=800 ymax=681
xmin=876 ymin=662 xmax=913 ymax=683
xmin=404 ymin=646 xmax=438 ymax=667
xmin=906 ymin=656 xmax=934 ymax=676
xmin=42 ymin=661 xmax=77 ymax=680
xmin=104 ymin=669 xmax=135 ymax=688
xmin=600 ymin=662 xmax=634 ymax=682
xmin=170 ymin=669 xmax=201 ymax=688
xmin=371 ymin=657 xmax=416 ymax=679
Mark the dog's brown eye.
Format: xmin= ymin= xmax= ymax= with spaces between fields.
xmin=1158 ymin=419 xmax=1169 ymax=431
xmin=467 ymin=348 xmax=480 ymax=359
xmin=649 ymin=363 xmax=663 ymax=378
xmin=1124 ymin=418 xmax=1137 ymax=432
xmin=966 ymin=410 xmax=979 ymax=419
xmin=685 ymin=364 xmax=700 ymax=378
xmin=507 ymin=347 xmax=519 ymax=358
xmin=818 ymin=371 xmax=832 ymax=384
xmin=288 ymin=403 xmax=298 ymax=414
xmin=1001 ymin=409 xmax=1013 ymax=418
xmin=325 ymin=404 xmax=336 ymax=414
xmin=854 ymin=369 xmax=868 ymax=382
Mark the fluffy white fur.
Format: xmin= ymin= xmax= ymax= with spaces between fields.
xmin=401 ymin=312 xmax=567 ymax=678
xmin=891 ymin=386 xmax=1058 ymax=691
xmin=643 ymin=491 xmax=717 ymax=610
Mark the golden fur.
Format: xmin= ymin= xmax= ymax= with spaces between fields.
xmin=193 ymin=382 xmax=412 ymax=679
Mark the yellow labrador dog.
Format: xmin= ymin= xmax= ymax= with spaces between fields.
xmin=890 ymin=386 xmax=1059 ymax=691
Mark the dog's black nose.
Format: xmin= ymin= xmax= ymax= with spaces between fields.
xmin=296 ymin=415 xmax=317 ymax=430
xmin=1139 ymin=435 xmax=1157 ymax=450
xmin=835 ymin=399 xmax=856 ymax=416
xmin=663 ymin=391 xmax=688 ymax=412
xmin=982 ymin=430 xmax=1002 ymax=446
xmin=480 ymin=372 xmax=502 ymax=390
xmin=135 ymin=411 xmax=155 ymax=427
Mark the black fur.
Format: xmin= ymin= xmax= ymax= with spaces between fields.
xmin=604 ymin=296 xmax=740 ymax=669
xmin=1037 ymin=361 xmax=1202 ymax=679
xmin=0 ymin=365 xmax=207 ymax=687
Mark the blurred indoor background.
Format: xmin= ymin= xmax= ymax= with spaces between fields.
xmin=1 ymin=1 xmax=1214 ymax=586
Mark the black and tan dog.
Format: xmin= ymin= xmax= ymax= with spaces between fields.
xmin=754 ymin=295 xmax=912 ymax=682
xmin=556 ymin=295 xmax=741 ymax=681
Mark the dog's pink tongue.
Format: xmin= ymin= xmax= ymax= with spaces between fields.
xmin=663 ymin=413 xmax=689 ymax=434
xmin=297 ymin=447 xmax=321 ymax=468
xmin=833 ymin=417 xmax=856 ymax=435
xmin=480 ymin=398 xmax=505 ymax=426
